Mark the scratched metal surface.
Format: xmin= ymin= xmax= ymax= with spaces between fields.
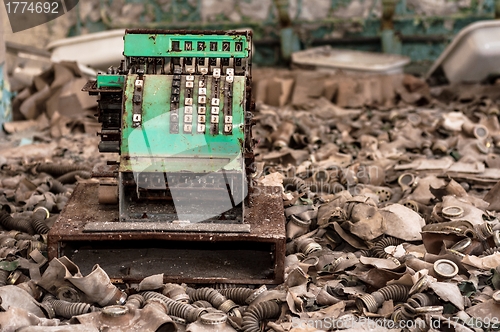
xmin=47 ymin=183 xmax=286 ymax=284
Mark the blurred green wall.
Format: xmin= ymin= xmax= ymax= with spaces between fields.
xmin=70 ymin=0 xmax=499 ymax=66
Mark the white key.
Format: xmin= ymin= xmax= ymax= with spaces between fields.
xmin=197 ymin=123 xmax=206 ymax=133
xmin=186 ymin=75 xmax=195 ymax=81
xmin=186 ymin=81 xmax=194 ymax=88
xmin=226 ymin=68 xmax=234 ymax=83
xmin=224 ymin=124 xmax=232 ymax=132
xmin=198 ymin=106 xmax=206 ymax=114
xmin=198 ymin=88 xmax=206 ymax=95
xmin=198 ymin=96 xmax=206 ymax=104
xmin=184 ymin=124 xmax=192 ymax=132
xmin=135 ymin=80 xmax=143 ymax=88
xmin=211 ymin=98 xmax=220 ymax=106
xmin=211 ymin=115 xmax=219 ymax=124
xmin=224 ymin=115 xmax=232 ymax=123
xmin=213 ymin=68 xmax=221 ymax=78
xmin=211 ymin=106 xmax=219 ymax=114
xmin=198 ymin=115 xmax=206 ymax=123
xmin=184 ymin=114 xmax=192 ymax=123
xmin=184 ymin=106 xmax=193 ymax=114
xmin=133 ymin=114 xmax=141 ymax=122
xmin=185 ymin=98 xmax=193 ymax=106
xmin=199 ymin=80 xmax=205 ymax=87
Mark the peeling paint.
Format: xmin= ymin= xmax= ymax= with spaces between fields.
xmin=331 ymin=0 xmax=381 ymax=19
xmin=201 ymin=0 xmax=238 ymax=22
xmin=290 ymin=0 xmax=331 ymax=20
xmin=443 ymin=19 xmax=455 ymax=31
xmin=6 ymin=0 xmax=495 ymax=66
xmin=240 ymin=0 xmax=273 ymax=21
xmin=407 ymin=0 xmax=461 ymax=16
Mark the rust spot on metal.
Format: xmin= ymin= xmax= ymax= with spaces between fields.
xmin=83 ymin=80 xmax=122 ymax=93
xmin=92 ymin=164 xmax=118 ymax=178
xmin=48 ymin=183 xmax=285 ymax=285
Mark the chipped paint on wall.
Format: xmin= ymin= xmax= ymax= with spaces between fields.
xmin=199 ymin=0 xmax=274 ymax=23
xmin=405 ymin=0 xmax=496 ymax=15
xmin=1 ymin=0 xmax=498 ymax=66
xmin=407 ymin=0 xmax=461 ymax=16
xmin=330 ymin=0 xmax=381 ymax=19
xmin=290 ymin=0 xmax=332 ymax=20
xmin=0 ymin=25 xmax=11 ymax=125
xmin=240 ymin=0 xmax=273 ymax=21
xmin=201 ymin=0 xmax=239 ymax=22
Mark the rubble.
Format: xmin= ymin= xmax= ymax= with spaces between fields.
xmin=4 ymin=61 xmax=98 ymax=137
xmin=1 ymin=65 xmax=500 ymax=331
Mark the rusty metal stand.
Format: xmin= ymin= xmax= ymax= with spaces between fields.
xmin=48 ymin=183 xmax=285 ymax=285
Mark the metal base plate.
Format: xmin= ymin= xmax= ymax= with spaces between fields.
xmin=83 ymin=221 xmax=250 ymax=233
xmin=48 ymin=183 xmax=285 ymax=285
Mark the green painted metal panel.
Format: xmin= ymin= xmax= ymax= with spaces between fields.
xmin=124 ymin=33 xmax=249 ymax=58
xmin=120 ymin=74 xmax=246 ymax=173
xmin=97 ymin=75 xmax=125 ymax=88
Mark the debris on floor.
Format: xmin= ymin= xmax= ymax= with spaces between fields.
xmin=1 ymin=64 xmax=500 ymax=331
xmin=5 ymin=61 xmax=98 ymax=137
